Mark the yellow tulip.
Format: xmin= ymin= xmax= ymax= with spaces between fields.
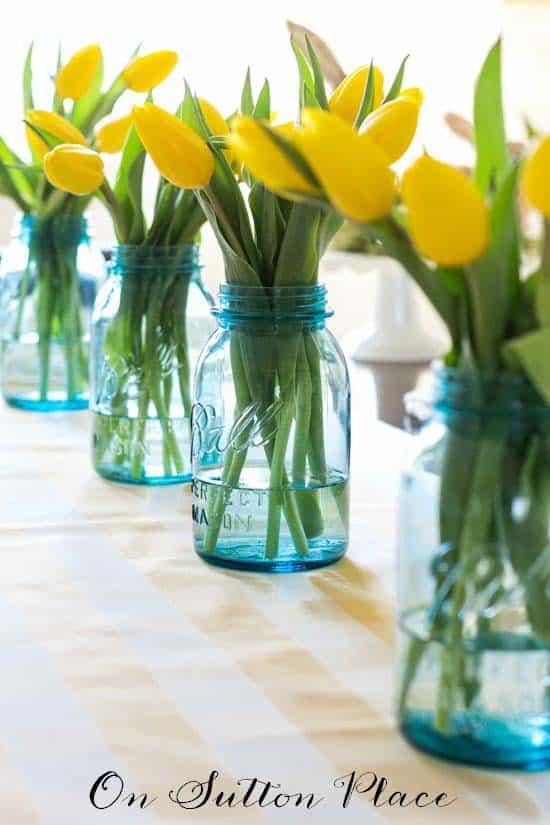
xmin=55 ymin=44 xmax=102 ymax=101
xmin=95 ymin=113 xmax=133 ymax=153
xmin=25 ymin=110 xmax=87 ymax=159
xmin=44 ymin=144 xmax=104 ymax=195
xmin=132 ymin=102 xmax=214 ymax=189
xmin=522 ymin=136 xmax=550 ymax=217
xmin=402 ymin=154 xmax=490 ymax=266
xmin=328 ymin=65 xmax=384 ymax=124
xmin=226 ymin=116 xmax=318 ymax=196
xmin=294 ymin=108 xmax=396 ymax=222
xmin=122 ymin=50 xmax=178 ymax=92
xmin=198 ymin=98 xmax=228 ymax=137
xmin=361 ymin=95 xmax=421 ymax=164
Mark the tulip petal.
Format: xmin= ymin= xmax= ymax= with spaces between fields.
xmin=329 ymin=65 xmax=384 ymax=124
xmin=25 ymin=110 xmax=87 ymax=159
xmin=95 ymin=113 xmax=133 ymax=154
xmin=133 ymin=102 xmax=214 ymax=189
xmin=402 ymin=154 xmax=490 ymax=266
xmin=122 ymin=51 xmax=178 ymax=93
xmin=226 ymin=116 xmax=318 ymax=196
xmin=55 ymin=44 xmax=102 ymax=101
xmin=294 ymin=108 xmax=396 ymax=222
xmin=522 ymin=136 xmax=550 ymax=217
xmin=44 ymin=144 xmax=104 ymax=195
xmin=360 ymin=96 xmax=421 ymax=164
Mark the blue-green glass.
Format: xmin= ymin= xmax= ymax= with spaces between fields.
xmin=0 ymin=215 xmax=104 ymax=411
xmin=398 ymin=367 xmax=550 ymax=771
xmin=192 ymin=284 xmax=350 ymax=573
xmin=90 ymin=244 xmax=213 ymax=486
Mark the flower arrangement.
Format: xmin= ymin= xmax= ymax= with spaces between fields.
xmin=119 ymin=39 xmax=419 ymax=561
xmin=219 ymin=37 xmax=550 ymax=742
xmin=39 ymin=85 xmax=231 ymax=482
xmin=0 ymin=44 xmax=179 ymax=407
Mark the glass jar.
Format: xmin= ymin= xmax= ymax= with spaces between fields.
xmin=397 ymin=366 xmax=550 ymax=770
xmin=192 ymin=284 xmax=350 ymax=573
xmin=0 ymin=214 xmax=104 ymax=410
xmin=90 ymin=244 xmax=213 ymax=485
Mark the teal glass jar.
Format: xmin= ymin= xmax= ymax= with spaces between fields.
xmin=191 ymin=284 xmax=350 ymax=572
xmin=398 ymin=366 xmax=550 ymax=771
xmin=0 ymin=214 xmax=104 ymax=410
xmin=90 ymin=244 xmax=213 ymax=485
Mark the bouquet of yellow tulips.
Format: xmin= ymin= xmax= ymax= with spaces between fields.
xmin=39 ymin=77 xmax=226 ymax=483
xmin=126 ymin=39 xmax=415 ymax=563
xmin=0 ymin=43 xmax=180 ymax=410
xmin=221 ymin=37 xmax=550 ymax=749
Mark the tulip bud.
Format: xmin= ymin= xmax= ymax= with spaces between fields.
xmin=329 ymin=65 xmax=384 ymax=124
xmin=400 ymin=87 xmax=423 ymax=106
xmin=402 ymin=154 xmax=490 ymax=266
xmin=522 ymin=136 xmax=550 ymax=217
xmin=226 ymin=116 xmax=318 ymax=196
xmin=122 ymin=51 xmax=178 ymax=93
xmin=55 ymin=44 xmax=102 ymax=101
xmin=361 ymin=95 xmax=421 ymax=164
xmin=25 ymin=110 xmax=87 ymax=159
xmin=133 ymin=102 xmax=214 ymax=189
xmin=44 ymin=144 xmax=105 ymax=195
xmin=95 ymin=113 xmax=133 ymax=153
xmin=294 ymin=108 xmax=396 ymax=222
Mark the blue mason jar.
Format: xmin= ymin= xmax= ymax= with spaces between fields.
xmin=90 ymin=244 xmax=214 ymax=485
xmin=398 ymin=366 xmax=550 ymax=770
xmin=0 ymin=214 xmax=104 ymax=410
xmin=191 ymin=284 xmax=350 ymax=572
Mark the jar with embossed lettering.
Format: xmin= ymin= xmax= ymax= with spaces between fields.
xmin=90 ymin=244 xmax=214 ymax=485
xmin=397 ymin=366 xmax=550 ymax=770
xmin=191 ymin=284 xmax=350 ymax=572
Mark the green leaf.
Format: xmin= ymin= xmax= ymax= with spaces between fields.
xmin=52 ymin=43 xmax=64 ymax=114
xmin=354 ymin=59 xmax=376 ymax=129
xmin=126 ymin=152 xmax=146 ymax=243
xmin=473 ymin=39 xmax=508 ymax=194
xmin=249 ymin=183 xmax=284 ymax=278
xmin=302 ymin=82 xmax=320 ymax=110
xmin=22 ymin=42 xmax=34 ymax=113
xmin=291 ymin=36 xmax=315 ymax=110
xmin=502 ymin=327 xmax=550 ymax=402
xmin=196 ymin=191 xmax=261 ymax=285
xmin=241 ymin=68 xmax=254 ymax=115
xmin=253 ymin=79 xmax=271 ymax=120
xmin=383 ymin=55 xmax=408 ymax=103
xmin=304 ymin=35 xmax=328 ymax=109
xmin=275 ymin=203 xmax=321 ymax=285
xmin=0 ymin=158 xmax=30 ymax=212
xmin=113 ymin=124 xmax=145 ymax=241
xmin=0 ymin=138 xmax=36 ymax=208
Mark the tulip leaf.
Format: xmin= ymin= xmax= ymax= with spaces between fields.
xmin=383 ymin=55 xmax=408 ymax=103
xmin=275 ymin=203 xmax=321 ymax=286
xmin=0 ymin=158 xmax=31 ymax=212
xmin=52 ymin=43 xmax=64 ymax=114
xmin=241 ymin=68 xmax=254 ymax=116
xmin=291 ymin=36 xmax=315 ymax=109
xmin=22 ymin=42 xmax=34 ymax=114
xmin=473 ymin=39 xmax=508 ymax=194
xmin=114 ymin=124 xmax=145 ymax=241
xmin=249 ymin=183 xmax=285 ymax=277
xmin=354 ymin=59 xmax=376 ymax=129
xmin=302 ymin=82 xmax=319 ymax=110
xmin=0 ymin=137 xmax=36 ymax=207
xmin=502 ymin=327 xmax=550 ymax=403
xmin=196 ymin=191 xmax=261 ymax=285
xmin=147 ymin=184 xmax=177 ymax=245
xmin=126 ymin=152 xmax=147 ymax=243
xmin=253 ymin=80 xmax=271 ymax=120
xmin=304 ymin=35 xmax=328 ymax=109
xmin=72 ymin=54 xmax=105 ymax=131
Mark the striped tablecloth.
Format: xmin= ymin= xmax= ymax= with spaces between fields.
xmin=0 ymin=399 xmax=547 ymax=825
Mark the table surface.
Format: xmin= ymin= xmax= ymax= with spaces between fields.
xmin=0 ymin=380 xmax=547 ymax=825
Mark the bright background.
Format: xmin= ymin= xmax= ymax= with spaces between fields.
xmin=0 ymin=0 xmax=548 ymax=333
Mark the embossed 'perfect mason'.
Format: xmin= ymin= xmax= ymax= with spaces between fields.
xmin=192 ymin=284 xmax=350 ymax=572
xmin=90 ymin=244 xmax=213 ymax=485
xmin=397 ymin=367 xmax=550 ymax=770
xmin=0 ymin=214 xmax=104 ymax=410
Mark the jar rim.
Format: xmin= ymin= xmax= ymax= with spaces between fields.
xmin=108 ymin=242 xmax=200 ymax=275
xmin=214 ymin=283 xmax=332 ymax=325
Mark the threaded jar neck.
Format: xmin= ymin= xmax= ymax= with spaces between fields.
xmin=17 ymin=213 xmax=90 ymax=249
xmin=214 ymin=284 xmax=331 ymax=329
xmin=108 ymin=243 xmax=200 ymax=279
xmin=431 ymin=366 xmax=546 ymax=415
